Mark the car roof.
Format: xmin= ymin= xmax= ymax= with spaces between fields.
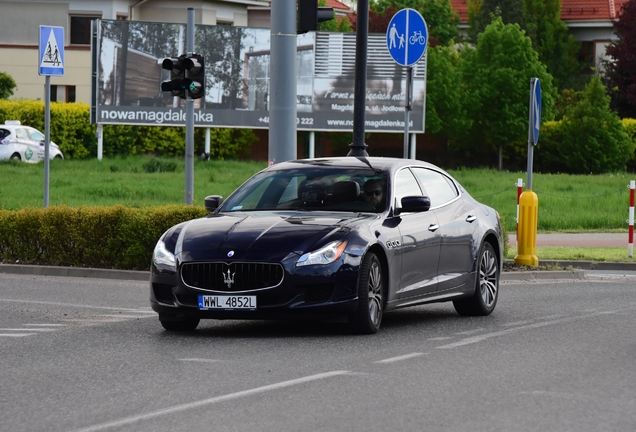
xmin=269 ymin=156 xmax=442 ymax=174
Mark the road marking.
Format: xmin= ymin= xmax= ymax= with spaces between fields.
xmin=456 ymin=328 xmax=484 ymax=335
xmin=375 ymin=353 xmax=425 ymax=364
xmin=24 ymin=323 xmax=65 ymax=327
xmin=427 ymin=336 xmax=453 ymax=341
xmin=71 ymin=370 xmax=350 ymax=432
xmin=96 ymin=314 xmax=152 ymax=319
xmin=0 ymin=333 xmax=37 ymax=337
xmin=437 ymin=308 xmax=635 ymax=349
xmin=0 ymin=328 xmax=58 ymax=332
xmin=178 ymin=358 xmax=221 ymax=364
xmin=502 ymin=320 xmax=533 ymax=327
xmin=0 ymin=298 xmax=148 ymax=313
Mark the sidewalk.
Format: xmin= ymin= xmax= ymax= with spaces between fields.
xmin=508 ymin=232 xmax=629 ymax=248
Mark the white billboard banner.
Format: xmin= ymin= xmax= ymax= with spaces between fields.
xmin=93 ymin=20 xmax=426 ymax=133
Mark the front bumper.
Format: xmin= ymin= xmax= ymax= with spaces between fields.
xmin=150 ymin=260 xmax=360 ymax=321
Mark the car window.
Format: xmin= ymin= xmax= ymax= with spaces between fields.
xmin=394 ymin=168 xmax=423 ymax=205
xmin=0 ymin=128 xmax=10 ymax=139
xmin=28 ymin=128 xmax=45 ymax=141
xmin=411 ymin=167 xmax=458 ymax=207
xmin=221 ymin=167 xmax=386 ymax=213
xmin=15 ymin=128 xmax=29 ymax=140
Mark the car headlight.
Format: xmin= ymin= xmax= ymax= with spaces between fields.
xmin=297 ymin=241 xmax=347 ymax=267
xmin=153 ymin=240 xmax=176 ymax=272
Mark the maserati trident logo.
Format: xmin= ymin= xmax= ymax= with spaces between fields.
xmin=222 ymin=269 xmax=235 ymax=289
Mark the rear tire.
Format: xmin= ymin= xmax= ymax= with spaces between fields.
xmin=10 ymin=153 xmax=20 ymax=161
xmin=453 ymin=242 xmax=499 ymax=316
xmin=160 ymin=317 xmax=200 ymax=331
xmin=349 ymin=252 xmax=384 ymax=334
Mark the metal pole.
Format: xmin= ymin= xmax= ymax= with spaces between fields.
xmin=44 ymin=76 xmax=51 ymax=208
xmin=269 ymin=0 xmax=297 ymax=164
xmin=184 ymin=7 xmax=195 ymax=204
xmin=347 ymin=0 xmax=369 ymax=157
xmin=97 ymin=124 xmax=103 ymax=161
xmin=205 ymin=128 xmax=210 ymax=156
xmin=309 ymin=131 xmax=315 ymax=158
xmin=403 ymin=67 xmax=412 ymax=159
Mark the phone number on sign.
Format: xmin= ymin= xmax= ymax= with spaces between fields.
xmin=258 ymin=117 xmax=314 ymax=126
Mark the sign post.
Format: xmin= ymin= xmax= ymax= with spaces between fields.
xmin=386 ymin=8 xmax=427 ymax=159
xmin=515 ymin=78 xmax=541 ymax=267
xmin=39 ymin=26 xmax=65 ymax=208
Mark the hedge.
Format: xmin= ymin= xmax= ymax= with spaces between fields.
xmin=0 ymin=100 xmax=256 ymax=160
xmin=0 ymin=205 xmax=207 ymax=270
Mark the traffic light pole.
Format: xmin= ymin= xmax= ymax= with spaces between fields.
xmin=269 ymin=0 xmax=297 ymax=165
xmin=184 ymin=8 xmax=195 ymax=205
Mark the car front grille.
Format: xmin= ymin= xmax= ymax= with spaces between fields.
xmin=181 ymin=262 xmax=285 ymax=292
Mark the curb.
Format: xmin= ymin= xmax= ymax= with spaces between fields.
xmin=2 ymin=260 xmax=634 ymax=283
xmin=0 ymin=264 xmax=148 ymax=281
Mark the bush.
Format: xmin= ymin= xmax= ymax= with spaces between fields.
xmin=623 ymin=118 xmax=636 ymax=171
xmin=535 ymin=76 xmax=634 ymax=173
xmin=0 ymin=205 xmax=207 ymax=270
xmin=0 ymin=100 xmax=257 ymax=160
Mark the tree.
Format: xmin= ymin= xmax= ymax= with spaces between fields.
xmin=524 ymin=0 xmax=580 ymax=90
xmin=604 ymin=0 xmax=636 ymax=118
xmin=425 ymin=45 xmax=469 ymax=139
xmin=467 ymin=0 xmax=525 ymax=41
xmin=0 ymin=72 xmax=17 ymax=99
xmin=551 ymin=75 xmax=634 ymax=173
xmin=459 ymin=17 xmax=556 ymax=170
xmin=368 ymin=0 xmax=460 ymax=46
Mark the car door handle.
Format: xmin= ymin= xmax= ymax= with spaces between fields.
xmin=466 ymin=215 xmax=477 ymax=223
xmin=428 ymin=224 xmax=439 ymax=232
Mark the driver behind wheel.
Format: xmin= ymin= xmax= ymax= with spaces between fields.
xmin=360 ymin=179 xmax=386 ymax=211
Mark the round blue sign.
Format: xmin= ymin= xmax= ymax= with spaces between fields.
xmin=386 ymin=8 xmax=428 ymax=67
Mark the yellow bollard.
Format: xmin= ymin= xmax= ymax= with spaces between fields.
xmin=514 ymin=189 xmax=538 ymax=266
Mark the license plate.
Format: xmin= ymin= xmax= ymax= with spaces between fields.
xmin=198 ymin=295 xmax=256 ymax=310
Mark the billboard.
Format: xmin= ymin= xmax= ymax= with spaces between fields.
xmin=92 ymin=20 xmax=426 ymax=133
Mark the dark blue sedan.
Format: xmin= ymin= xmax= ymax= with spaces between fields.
xmin=150 ymin=157 xmax=503 ymax=334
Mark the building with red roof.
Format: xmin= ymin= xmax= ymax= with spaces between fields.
xmin=448 ymin=0 xmax=629 ymax=70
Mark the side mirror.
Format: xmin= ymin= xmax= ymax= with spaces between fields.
xmin=204 ymin=195 xmax=223 ymax=212
xmin=394 ymin=196 xmax=431 ymax=215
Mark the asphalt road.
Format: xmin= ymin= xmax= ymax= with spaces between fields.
xmin=1 ymin=272 xmax=635 ymax=432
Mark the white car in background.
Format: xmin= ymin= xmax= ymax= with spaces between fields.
xmin=0 ymin=121 xmax=64 ymax=162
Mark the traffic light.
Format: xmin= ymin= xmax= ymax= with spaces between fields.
xmin=161 ymin=55 xmax=187 ymax=98
xmin=161 ymin=54 xmax=205 ymax=99
xmin=182 ymin=54 xmax=205 ymax=99
xmin=297 ymin=0 xmax=334 ymax=34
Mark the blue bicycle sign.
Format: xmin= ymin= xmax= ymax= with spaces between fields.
xmin=409 ymin=30 xmax=427 ymax=45
xmin=386 ymin=8 xmax=428 ymax=67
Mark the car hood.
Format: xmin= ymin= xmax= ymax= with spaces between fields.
xmin=176 ymin=212 xmax=370 ymax=262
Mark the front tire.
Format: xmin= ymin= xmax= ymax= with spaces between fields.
xmin=160 ymin=317 xmax=200 ymax=331
xmin=453 ymin=242 xmax=499 ymax=316
xmin=10 ymin=153 xmax=21 ymax=161
xmin=350 ymin=252 xmax=384 ymax=334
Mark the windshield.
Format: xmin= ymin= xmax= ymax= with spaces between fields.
xmin=220 ymin=167 xmax=388 ymax=213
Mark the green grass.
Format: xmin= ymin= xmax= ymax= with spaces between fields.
xmin=1 ymin=156 xmax=633 ymax=263
xmin=449 ymin=169 xmax=632 ymax=233
xmin=0 ymin=157 xmax=266 ymax=209
xmin=505 ymin=247 xmax=632 ymax=263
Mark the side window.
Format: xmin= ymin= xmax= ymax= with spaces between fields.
xmin=394 ymin=169 xmax=423 ymax=206
xmin=15 ymin=128 xmax=29 ymax=140
xmin=0 ymin=128 xmax=10 ymax=139
xmin=28 ymin=129 xmax=45 ymax=142
xmin=411 ymin=168 xmax=458 ymax=207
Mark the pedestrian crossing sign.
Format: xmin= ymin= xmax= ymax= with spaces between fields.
xmin=39 ymin=26 xmax=65 ymax=76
